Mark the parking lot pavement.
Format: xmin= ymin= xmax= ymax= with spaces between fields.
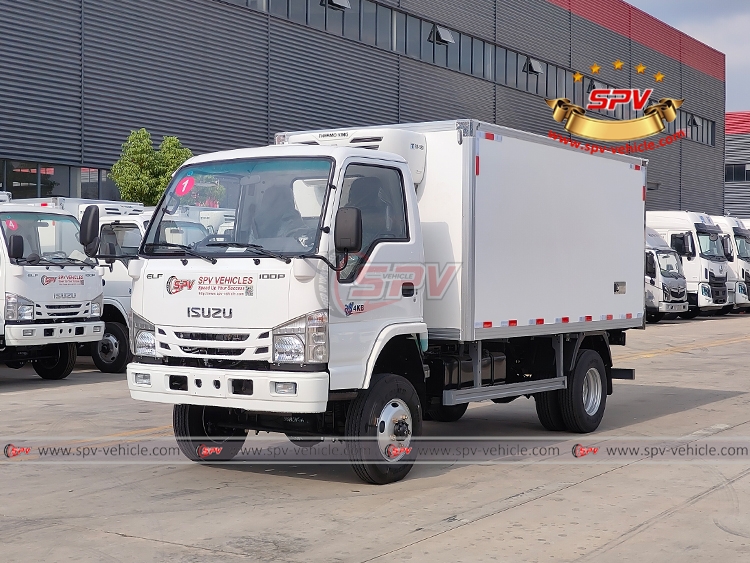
xmin=3 ymin=318 xmax=750 ymax=562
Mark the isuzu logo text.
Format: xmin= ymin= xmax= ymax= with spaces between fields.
xmin=187 ymin=307 xmax=233 ymax=319
xmin=587 ymin=88 xmax=653 ymax=111
xmin=167 ymin=276 xmax=195 ymax=294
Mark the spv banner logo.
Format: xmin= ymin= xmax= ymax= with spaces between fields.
xmin=545 ymin=60 xmax=683 ymax=142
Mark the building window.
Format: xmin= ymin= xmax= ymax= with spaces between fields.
xmin=327 ymin=2 xmax=344 ymax=34
xmin=726 ymin=164 xmax=750 ymax=183
xmin=80 ymin=168 xmax=99 ymax=199
xmin=288 ymin=0 xmax=305 ymax=23
xmin=405 ymin=15 xmax=420 ymax=58
xmin=100 ymin=170 xmax=120 ymax=200
xmin=8 ymin=162 xmax=38 ymax=199
xmin=308 ymin=0 xmax=326 ymax=30
xmin=393 ymin=10 xmax=405 ymax=53
xmin=268 ymin=0 xmax=287 ymax=17
xmin=360 ymin=0 xmax=376 ymax=45
xmin=376 ymin=4 xmax=391 ymax=48
xmin=495 ymin=46 xmax=506 ymax=85
xmin=248 ymin=0 xmax=269 ymax=11
xmin=343 ymin=0 xmax=360 ymax=39
xmin=40 ymin=165 xmax=70 ymax=197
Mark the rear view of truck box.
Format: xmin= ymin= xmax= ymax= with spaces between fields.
xmin=417 ymin=121 xmax=646 ymax=340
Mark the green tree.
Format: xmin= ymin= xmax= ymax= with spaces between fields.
xmin=110 ymin=128 xmax=193 ymax=206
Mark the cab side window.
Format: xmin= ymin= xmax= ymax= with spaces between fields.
xmin=337 ymin=164 xmax=408 ymax=282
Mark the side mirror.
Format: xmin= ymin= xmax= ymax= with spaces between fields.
xmin=722 ymin=236 xmax=734 ymax=261
xmin=684 ymin=233 xmax=696 ymax=257
xmin=334 ymin=207 xmax=362 ymax=253
xmin=80 ymin=205 xmax=100 ymax=257
xmin=8 ymin=235 xmax=23 ymax=259
xmin=104 ymin=243 xmax=117 ymax=265
xmin=645 ymin=253 xmax=657 ymax=279
xmin=671 ymin=234 xmax=685 ymax=255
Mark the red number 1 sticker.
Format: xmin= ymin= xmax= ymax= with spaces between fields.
xmin=6 ymin=219 xmax=18 ymax=231
xmin=175 ymin=177 xmax=195 ymax=197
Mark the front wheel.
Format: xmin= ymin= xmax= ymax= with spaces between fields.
xmin=678 ymin=309 xmax=699 ymax=320
xmin=427 ymin=402 xmax=468 ymax=422
xmin=91 ymin=322 xmax=132 ymax=373
xmin=559 ymin=350 xmax=607 ymax=433
xmin=646 ymin=312 xmax=665 ymax=324
xmin=173 ymin=405 xmax=247 ymax=462
xmin=715 ymin=306 xmax=732 ymax=316
xmin=33 ymin=343 xmax=77 ymax=380
xmin=345 ymin=374 xmax=422 ymax=485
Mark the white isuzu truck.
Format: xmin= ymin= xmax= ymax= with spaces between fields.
xmin=647 ymin=211 xmax=729 ymax=319
xmin=711 ymin=216 xmax=750 ymax=313
xmin=122 ymin=120 xmax=643 ymax=484
xmin=645 ymin=227 xmax=688 ymax=323
xmin=0 ymin=193 xmax=104 ymax=379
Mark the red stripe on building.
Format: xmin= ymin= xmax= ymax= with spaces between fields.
xmin=547 ymin=0 xmax=725 ymax=82
xmin=726 ymin=112 xmax=750 ymax=135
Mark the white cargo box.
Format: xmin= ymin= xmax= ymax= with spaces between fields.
xmin=14 ymin=197 xmax=144 ymax=220
xmin=284 ymin=120 xmax=647 ymax=341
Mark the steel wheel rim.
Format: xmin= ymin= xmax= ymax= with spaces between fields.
xmin=97 ymin=333 xmax=120 ymax=364
xmin=376 ymin=398 xmax=413 ymax=462
xmin=582 ymin=367 xmax=602 ymax=416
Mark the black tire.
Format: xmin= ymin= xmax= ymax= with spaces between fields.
xmin=91 ymin=322 xmax=132 ymax=373
xmin=345 ymin=373 xmax=422 ymax=485
xmin=33 ymin=343 xmax=77 ymax=380
xmin=427 ymin=402 xmax=468 ymax=422
xmin=173 ymin=405 xmax=247 ymax=462
xmin=559 ymin=350 xmax=607 ymax=433
xmin=678 ymin=309 xmax=699 ymax=320
xmin=646 ymin=312 xmax=665 ymax=324
xmin=5 ymin=361 xmax=25 ymax=369
xmin=285 ymin=435 xmax=323 ymax=448
xmin=534 ymin=391 xmax=566 ymax=431
xmin=715 ymin=306 xmax=732 ymax=316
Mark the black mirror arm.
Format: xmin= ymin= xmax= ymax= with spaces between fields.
xmin=305 ymin=252 xmax=350 ymax=272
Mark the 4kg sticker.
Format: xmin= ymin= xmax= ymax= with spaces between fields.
xmin=5 ymin=219 xmax=18 ymax=231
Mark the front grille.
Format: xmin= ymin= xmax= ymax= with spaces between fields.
xmin=35 ymin=303 xmax=87 ymax=321
xmin=179 ymin=347 xmax=245 ymax=356
xmin=175 ymin=332 xmax=249 ymax=342
xmin=670 ymin=287 xmax=686 ymax=299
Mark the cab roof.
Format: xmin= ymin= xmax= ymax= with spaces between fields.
xmin=0 ymin=203 xmax=77 ymax=217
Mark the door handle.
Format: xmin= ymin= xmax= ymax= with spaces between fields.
xmin=402 ymin=282 xmax=415 ymax=297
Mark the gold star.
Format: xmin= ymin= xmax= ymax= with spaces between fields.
xmin=590 ymin=63 xmax=601 ymax=74
xmin=573 ymin=72 xmax=584 ymax=82
xmin=654 ymin=71 xmax=665 ymax=82
xmin=635 ymin=63 xmax=647 ymax=74
xmin=613 ymin=59 xmax=624 ymax=70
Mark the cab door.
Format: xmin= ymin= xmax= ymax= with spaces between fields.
xmin=327 ymin=159 xmax=424 ymax=390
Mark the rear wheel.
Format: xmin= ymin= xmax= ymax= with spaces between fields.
xmin=427 ymin=402 xmax=468 ymax=422
xmin=559 ymin=350 xmax=607 ymax=433
xmin=91 ymin=322 xmax=131 ymax=373
xmin=646 ymin=312 xmax=665 ymax=324
xmin=535 ymin=391 xmax=566 ymax=431
xmin=33 ymin=343 xmax=77 ymax=380
xmin=173 ymin=405 xmax=247 ymax=462
xmin=345 ymin=374 xmax=422 ymax=485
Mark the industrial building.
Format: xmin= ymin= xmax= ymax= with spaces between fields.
xmin=725 ymin=112 xmax=750 ymax=217
xmin=0 ymin=0 xmax=725 ymax=212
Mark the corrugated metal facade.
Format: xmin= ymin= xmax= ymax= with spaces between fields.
xmin=0 ymin=0 xmax=725 ymax=213
xmin=725 ymin=131 xmax=750 ymax=217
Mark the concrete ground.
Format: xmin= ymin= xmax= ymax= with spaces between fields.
xmin=3 ymin=316 xmax=750 ymax=562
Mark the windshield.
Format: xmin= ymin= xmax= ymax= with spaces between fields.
xmin=0 ymin=212 xmax=92 ymax=264
xmin=697 ymin=233 xmax=726 ymax=259
xmin=657 ymin=250 xmax=684 ymax=278
xmin=736 ymin=236 xmax=750 ymax=260
xmin=143 ymin=157 xmax=334 ymax=258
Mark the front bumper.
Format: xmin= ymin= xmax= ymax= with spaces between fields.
xmin=127 ymin=362 xmax=330 ymax=413
xmin=658 ymin=301 xmax=688 ymax=313
xmin=4 ymin=321 xmax=105 ymax=346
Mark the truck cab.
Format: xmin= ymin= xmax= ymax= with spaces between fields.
xmin=645 ymin=227 xmax=688 ymax=323
xmin=647 ymin=211 xmax=729 ymax=318
xmin=711 ymin=216 xmax=750 ymax=313
xmin=0 ymin=193 xmax=105 ymax=379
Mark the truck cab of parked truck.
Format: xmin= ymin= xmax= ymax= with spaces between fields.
xmin=0 ymin=192 xmax=104 ymax=379
xmin=647 ymin=211 xmax=729 ymax=318
xmin=645 ymin=227 xmax=688 ymax=323
xmin=711 ymin=215 xmax=750 ymax=313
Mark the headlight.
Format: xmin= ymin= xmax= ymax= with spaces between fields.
xmin=5 ymin=293 xmax=34 ymax=322
xmin=131 ymin=313 xmax=156 ymax=357
xmin=662 ymin=283 xmax=669 ymax=302
xmin=740 ymin=283 xmax=748 ymax=296
xmin=90 ymin=294 xmax=103 ymax=317
xmin=701 ymin=285 xmax=712 ymax=298
xmin=273 ymin=310 xmax=328 ymax=364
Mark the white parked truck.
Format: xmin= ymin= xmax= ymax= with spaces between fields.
xmin=14 ymin=197 xmax=144 ymax=221
xmin=0 ymin=192 xmax=104 ymax=379
xmin=644 ymin=228 xmax=688 ymax=323
xmin=647 ymin=211 xmax=729 ymax=318
xmin=711 ymin=216 xmax=750 ymax=313
xmin=123 ymin=120 xmax=644 ymax=484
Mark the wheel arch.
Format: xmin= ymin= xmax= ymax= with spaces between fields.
xmin=364 ymin=323 xmax=428 ymax=402
xmin=577 ymin=333 xmax=613 ymax=395
xmin=102 ymin=300 xmax=128 ymax=326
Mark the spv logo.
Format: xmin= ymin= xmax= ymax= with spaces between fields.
xmin=587 ymin=89 xmax=653 ymax=111
xmin=167 ymin=276 xmax=195 ymax=295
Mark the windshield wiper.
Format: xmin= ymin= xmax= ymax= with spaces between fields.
xmin=146 ymin=242 xmax=217 ymax=264
xmin=206 ymin=242 xmax=291 ymax=264
xmin=18 ymin=254 xmax=65 ymax=269
xmin=52 ymin=256 xmax=96 ymax=268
